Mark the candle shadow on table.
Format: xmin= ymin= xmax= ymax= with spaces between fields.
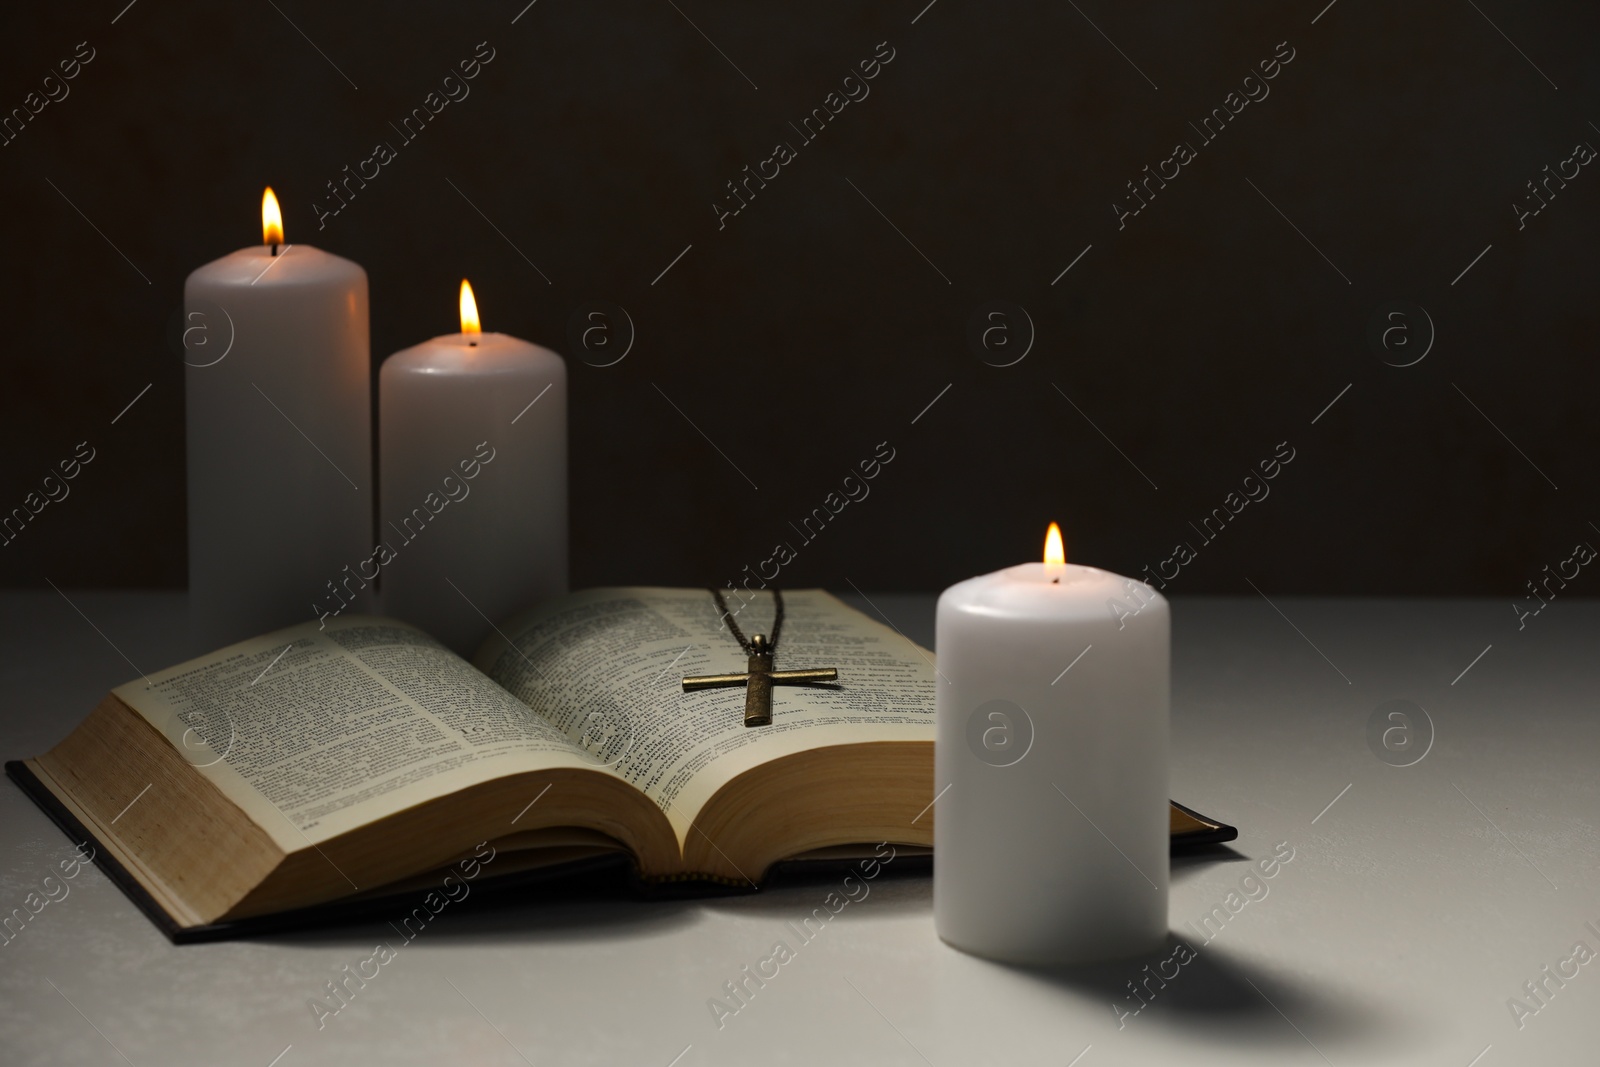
xmin=1003 ymin=935 xmax=1391 ymax=1050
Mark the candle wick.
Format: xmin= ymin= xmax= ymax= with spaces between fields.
xmin=468 ymin=341 xmax=477 ymax=347
xmin=270 ymin=243 xmax=279 ymax=257
xmin=1052 ymin=577 xmax=1060 ymax=584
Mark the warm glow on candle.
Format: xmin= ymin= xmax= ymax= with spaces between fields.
xmin=261 ymin=187 xmax=284 ymax=246
xmin=459 ymin=279 xmax=482 ymax=335
xmin=1044 ymin=522 xmax=1065 ymax=566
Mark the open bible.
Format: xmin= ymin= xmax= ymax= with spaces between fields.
xmin=11 ymin=587 xmax=1235 ymax=941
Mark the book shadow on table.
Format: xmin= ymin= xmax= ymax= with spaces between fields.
xmin=255 ymin=859 xmax=704 ymax=949
xmin=1170 ymin=842 xmax=1251 ymax=882
xmin=256 ymin=854 xmax=937 ymax=948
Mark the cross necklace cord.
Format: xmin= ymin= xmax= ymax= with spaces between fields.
xmin=681 ymin=589 xmax=839 ymax=726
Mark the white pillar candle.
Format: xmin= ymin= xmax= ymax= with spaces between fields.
xmin=935 ymin=523 xmax=1169 ymax=964
xmin=185 ymin=187 xmax=372 ymax=649
xmin=377 ymin=280 xmax=567 ymax=653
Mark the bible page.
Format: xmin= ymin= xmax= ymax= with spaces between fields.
xmin=113 ymin=615 xmax=620 ymax=848
xmin=473 ymin=588 xmax=935 ymax=847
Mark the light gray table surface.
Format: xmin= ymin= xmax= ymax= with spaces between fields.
xmin=0 ymin=591 xmax=1594 ymax=1066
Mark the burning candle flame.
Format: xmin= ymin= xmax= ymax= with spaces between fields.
xmin=1044 ymin=522 xmax=1065 ymax=566
xmin=459 ymin=279 xmax=482 ymax=335
xmin=261 ymin=187 xmax=284 ymax=246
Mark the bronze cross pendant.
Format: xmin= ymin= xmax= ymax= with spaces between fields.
xmin=681 ymin=633 xmax=838 ymax=727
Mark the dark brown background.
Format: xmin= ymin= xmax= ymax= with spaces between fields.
xmin=2 ymin=1 xmax=1595 ymax=595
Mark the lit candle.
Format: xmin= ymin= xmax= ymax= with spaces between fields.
xmin=185 ymin=188 xmax=372 ymax=648
xmin=935 ymin=523 xmax=1169 ymax=963
xmin=378 ymin=280 xmax=567 ymax=653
